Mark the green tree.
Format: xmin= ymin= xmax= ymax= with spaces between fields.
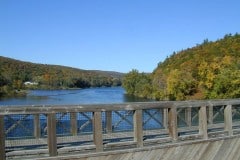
xmin=134 ymin=73 xmax=152 ymax=98
xmin=122 ymin=69 xmax=140 ymax=95
xmin=122 ymin=69 xmax=152 ymax=98
xmin=209 ymin=68 xmax=240 ymax=99
xmin=166 ymin=69 xmax=197 ymax=100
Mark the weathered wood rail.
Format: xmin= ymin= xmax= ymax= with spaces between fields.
xmin=1 ymin=99 xmax=240 ymax=159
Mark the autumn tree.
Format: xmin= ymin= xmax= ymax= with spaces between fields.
xmin=125 ymin=33 xmax=240 ymax=100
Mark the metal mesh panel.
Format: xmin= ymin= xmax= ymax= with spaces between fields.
xmin=77 ymin=112 xmax=93 ymax=134
xmin=212 ymin=106 xmax=224 ymax=124
xmin=143 ymin=109 xmax=163 ymax=130
xmin=57 ymin=112 xmax=94 ymax=149
xmin=191 ymin=108 xmax=199 ymax=126
xmin=40 ymin=114 xmax=48 ymax=137
xmin=4 ymin=114 xmax=48 ymax=153
xmin=232 ymin=105 xmax=240 ymax=134
xmin=102 ymin=111 xmax=109 ymax=133
xmin=56 ymin=113 xmax=71 ymax=136
xmin=103 ymin=111 xmax=134 ymax=144
xmin=142 ymin=109 xmax=166 ymax=140
xmin=176 ymin=107 xmax=199 ymax=128
xmin=232 ymin=105 xmax=240 ymax=122
xmin=5 ymin=114 xmax=34 ymax=139
xmin=177 ymin=108 xmax=187 ymax=127
xmin=111 ymin=110 xmax=133 ymax=132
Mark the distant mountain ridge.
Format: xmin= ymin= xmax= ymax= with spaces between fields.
xmin=0 ymin=56 xmax=124 ymax=97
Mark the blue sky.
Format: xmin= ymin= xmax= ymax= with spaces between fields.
xmin=1 ymin=0 xmax=240 ymax=73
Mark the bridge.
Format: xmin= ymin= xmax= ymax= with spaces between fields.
xmin=1 ymin=99 xmax=240 ymax=160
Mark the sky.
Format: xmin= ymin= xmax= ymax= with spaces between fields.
xmin=0 ymin=0 xmax=240 ymax=73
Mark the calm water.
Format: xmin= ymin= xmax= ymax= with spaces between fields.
xmin=1 ymin=87 xmax=154 ymax=138
xmin=0 ymin=87 xmax=150 ymax=106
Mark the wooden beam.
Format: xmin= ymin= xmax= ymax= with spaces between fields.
xmin=133 ymin=109 xmax=143 ymax=147
xmin=70 ymin=112 xmax=77 ymax=136
xmin=208 ymin=105 xmax=213 ymax=124
xmin=47 ymin=113 xmax=57 ymax=156
xmin=168 ymin=107 xmax=178 ymax=141
xmin=2 ymin=99 xmax=240 ymax=114
xmin=224 ymin=105 xmax=233 ymax=136
xmin=185 ymin=108 xmax=192 ymax=127
xmin=106 ymin=111 xmax=112 ymax=133
xmin=199 ymin=106 xmax=208 ymax=139
xmin=163 ymin=108 xmax=168 ymax=128
xmin=34 ymin=114 xmax=40 ymax=138
xmin=0 ymin=115 xmax=6 ymax=160
xmin=0 ymin=101 xmax=174 ymax=114
xmin=93 ymin=111 xmax=103 ymax=152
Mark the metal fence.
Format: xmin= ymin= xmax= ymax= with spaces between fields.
xmin=1 ymin=100 xmax=240 ymax=159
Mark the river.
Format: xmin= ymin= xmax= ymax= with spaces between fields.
xmin=0 ymin=87 xmax=151 ymax=106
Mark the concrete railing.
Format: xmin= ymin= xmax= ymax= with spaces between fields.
xmin=1 ymin=99 xmax=240 ymax=159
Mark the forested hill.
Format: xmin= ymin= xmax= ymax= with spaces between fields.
xmin=123 ymin=33 xmax=240 ymax=100
xmin=0 ymin=56 xmax=123 ymax=96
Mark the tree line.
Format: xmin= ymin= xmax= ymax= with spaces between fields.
xmin=0 ymin=56 xmax=123 ymax=97
xmin=123 ymin=33 xmax=240 ymax=100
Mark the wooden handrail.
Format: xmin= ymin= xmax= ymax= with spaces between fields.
xmin=1 ymin=99 xmax=240 ymax=115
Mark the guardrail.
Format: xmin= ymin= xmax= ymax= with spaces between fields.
xmin=1 ymin=99 xmax=240 ymax=159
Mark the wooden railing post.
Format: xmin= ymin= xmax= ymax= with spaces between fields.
xmin=134 ymin=109 xmax=143 ymax=147
xmin=106 ymin=111 xmax=112 ymax=133
xmin=224 ymin=105 xmax=233 ymax=136
xmin=168 ymin=107 xmax=178 ymax=141
xmin=70 ymin=112 xmax=77 ymax=136
xmin=93 ymin=111 xmax=103 ymax=152
xmin=185 ymin=108 xmax=192 ymax=127
xmin=34 ymin=114 xmax=40 ymax=138
xmin=199 ymin=106 xmax=208 ymax=139
xmin=163 ymin=108 xmax=168 ymax=128
xmin=0 ymin=115 xmax=6 ymax=160
xmin=47 ymin=113 xmax=57 ymax=156
xmin=208 ymin=105 xmax=213 ymax=124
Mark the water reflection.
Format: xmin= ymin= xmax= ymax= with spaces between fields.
xmin=123 ymin=94 xmax=153 ymax=102
xmin=0 ymin=87 xmax=153 ymax=106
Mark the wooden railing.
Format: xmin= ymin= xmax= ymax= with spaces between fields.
xmin=1 ymin=99 xmax=240 ymax=159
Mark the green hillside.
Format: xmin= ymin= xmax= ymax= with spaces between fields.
xmin=0 ymin=56 xmax=123 ymax=97
xmin=123 ymin=33 xmax=240 ymax=100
